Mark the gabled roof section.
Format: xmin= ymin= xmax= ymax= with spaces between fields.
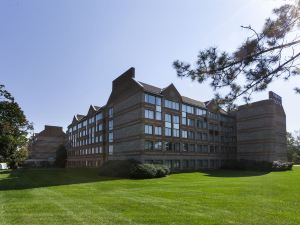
xmin=138 ymin=82 xmax=162 ymax=95
xmin=182 ymin=96 xmax=206 ymax=108
xmin=93 ymin=105 xmax=101 ymax=111
xmin=76 ymin=114 xmax=85 ymax=121
xmin=71 ymin=114 xmax=85 ymax=124
xmin=161 ymin=83 xmax=181 ymax=101
xmin=87 ymin=105 xmax=97 ymax=116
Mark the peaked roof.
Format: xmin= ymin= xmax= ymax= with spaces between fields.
xmin=93 ymin=105 xmax=101 ymax=111
xmin=76 ymin=114 xmax=85 ymax=120
xmin=138 ymin=81 xmax=162 ymax=94
xmin=182 ymin=96 xmax=206 ymax=108
xmin=139 ymin=81 xmax=207 ymax=108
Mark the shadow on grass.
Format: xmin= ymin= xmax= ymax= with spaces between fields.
xmin=203 ymin=169 xmax=270 ymax=178
xmin=0 ymin=168 xmax=120 ymax=191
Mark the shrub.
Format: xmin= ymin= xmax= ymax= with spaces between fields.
xmin=129 ymin=164 xmax=157 ymax=179
xmin=129 ymin=163 xmax=170 ymax=179
xmin=272 ymin=161 xmax=294 ymax=171
xmin=154 ymin=164 xmax=170 ymax=178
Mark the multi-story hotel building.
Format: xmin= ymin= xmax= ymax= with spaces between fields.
xmin=66 ymin=68 xmax=287 ymax=169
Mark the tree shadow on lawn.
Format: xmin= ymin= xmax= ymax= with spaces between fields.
xmin=202 ymin=169 xmax=270 ymax=178
xmin=0 ymin=168 xmax=120 ymax=191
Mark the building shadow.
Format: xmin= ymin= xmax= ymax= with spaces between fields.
xmin=202 ymin=169 xmax=270 ymax=178
xmin=0 ymin=168 xmax=120 ymax=191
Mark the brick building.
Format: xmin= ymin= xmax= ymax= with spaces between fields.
xmin=27 ymin=125 xmax=67 ymax=166
xmin=66 ymin=68 xmax=287 ymax=169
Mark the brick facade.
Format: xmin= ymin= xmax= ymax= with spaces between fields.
xmin=27 ymin=125 xmax=67 ymax=166
xmin=66 ymin=67 xmax=287 ymax=170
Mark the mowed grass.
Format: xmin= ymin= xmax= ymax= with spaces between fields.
xmin=1 ymin=168 xmax=300 ymax=225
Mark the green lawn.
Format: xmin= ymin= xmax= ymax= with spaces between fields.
xmin=1 ymin=167 xmax=300 ymax=225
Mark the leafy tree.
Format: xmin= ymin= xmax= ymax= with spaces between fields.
xmin=9 ymin=146 xmax=29 ymax=169
xmin=0 ymin=84 xmax=32 ymax=168
xmin=287 ymin=131 xmax=300 ymax=163
xmin=174 ymin=1 xmax=300 ymax=109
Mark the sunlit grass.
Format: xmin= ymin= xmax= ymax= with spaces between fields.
xmin=0 ymin=167 xmax=300 ymax=225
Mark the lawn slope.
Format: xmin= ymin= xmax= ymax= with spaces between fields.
xmin=0 ymin=168 xmax=300 ymax=225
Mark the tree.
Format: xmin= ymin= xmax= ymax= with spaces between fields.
xmin=173 ymin=1 xmax=300 ymax=109
xmin=287 ymin=131 xmax=300 ymax=163
xmin=0 ymin=84 xmax=32 ymax=168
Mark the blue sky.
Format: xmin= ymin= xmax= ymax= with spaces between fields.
xmin=0 ymin=0 xmax=299 ymax=133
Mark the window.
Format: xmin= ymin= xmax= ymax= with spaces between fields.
xmin=197 ymin=120 xmax=207 ymax=129
xmin=174 ymin=142 xmax=181 ymax=152
xmin=197 ymin=145 xmax=202 ymax=152
xmin=182 ymin=112 xmax=187 ymax=125
xmin=164 ymin=99 xmax=179 ymax=110
xmin=183 ymin=143 xmax=188 ymax=152
xmin=165 ymin=160 xmax=172 ymax=168
xmin=109 ymin=120 xmax=113 ymax=130
xmin=83 ymin=120 xmax=87 ymax=127
xmin=97 ymin=123 xmax=103 ymax=132
xmin=182 ymin=104 xmax=194 ymax=114
xmin=144 ymin=140 xmax=154 ymax=150
xmin=182 ymin=130 xmax=188 ymax=138
xmin=208 ymin=112 xmax=219 ymax=120
xmin=109 ymin=145 xmax=113 ymax=155
xmin=155 ymin=106 xmax=161 ymax=120
xmin=164 ymin=142 xmax=172 ymax=151
xmin=145 ymin=93 xmax=155 ymax=104
xmin=196 ymin=132 xmax=202 ymax=140
xmin=155 ymin=126 xmax=162 ymax=135
xmin=188 ymin=131 xmax=195 ymax=139
xmin=198 ymin=160 xmax=203 ymax=168
xmin=165 ymin=113 xmax=171 ymax=132
xmin=173 ymin=129 xmax=180 ymax=137
xmin=154 ymin=141 xmax=162 ymax=150
xmin=173 ymin=115 xmax=179 ymax=124
xmin=144 ymin=125 xmax=153 ymax=134
xmin=165 ymin=128 xmax=171 ymax=136
xmin=196 ymin=108 xmax=207 ymax=116
xmin=155 ymin=112 xmax=161 ymax=120
xmin=145 ymin=109 xmax=154 ymax=119
xmin=109 ymin=132 xmax=113 ymax=142
xmin=173 ymin=160 xmax=181 ymax=169
xmin=145 ymin=93 xmax=161 ymax=105
xmin=187 ymin=118 xmax=195 ymax=127
xmin=190 ymin=144 xmax=196 ymax=152
xmin=109 ymin=107 xmax=113 ymax=118
xmin=156 ymin=97 xmax=161 ymax=106
xmin=96 ymin=113 xmax=103 ymax=121
xmin=165 ymin=114 xmax=171 ymax=122
xmin=182 ymin=160 xmax=189 ymax=168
